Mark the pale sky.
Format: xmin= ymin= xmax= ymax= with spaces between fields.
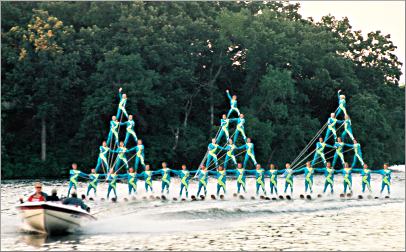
xmin=292 ymin=1 xmax=405 ymax=84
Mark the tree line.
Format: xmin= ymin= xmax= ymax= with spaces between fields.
xmin=1 ymin=1 xmax=404 ymax=179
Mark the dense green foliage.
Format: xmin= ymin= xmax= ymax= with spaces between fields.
xmin=2 ymin=2 xmax=404 ymax=178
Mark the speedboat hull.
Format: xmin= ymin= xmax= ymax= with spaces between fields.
xmin=18 ymin=202 xmax=96 ymax=235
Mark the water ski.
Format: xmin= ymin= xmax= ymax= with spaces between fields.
xmin=191 ymin=195 xmax=197 ymax=201
xmin=259 ymin=195 xmax=265 ymax=200
xmin=339 ymin=193 xmax=345 ymax=198
xmin=306 ymin=195 xmax=312 ymax=200
xmin=250 ymin=196 xmax=256 ymax=200
xmin=219 ymin=195 xmax=225 ymax=200
xmin=111 ymin=197 xmax=117 ymax=203
xmin=278 ymin=195 xmax=284 ymax=200
xmin=101 ymin=198 xmax=105 ymax=201
xmin=89 ymin=197 xmax=94 ymax=201
xmin=385 ymin=196 xmax=390 ymax=199
xmin=239 ymin=195 xmax=245 ymax=200
xmin=199 ymin=195 xmax=205 ymax=200
xmin=299 ymin=194 xmax=305 ymax=199
xmin=265 ymin=197 xmax=270 ymax=200
xmin=161 ymin=195 xmax=167 ymax=201
xmin=123 ymin=198 xmax=129 ymax=202
xmin=272 ymin=197 xmax=277 ymax=201
xmin=346 ymin=193 xmax=352 ymax=198
xmin=181 ymin=198 xmax=186 ymax=201
xmin=358 ymin=195 xmax=363 ymax=199
xmin=233 ymin=193 xmax=238 ymax=198
xmin=211 ymin=195 xmax=216 ymax=200
xmin=149 ymin=195 xmax=155 ymax=200
xmin=172 ymin=197 xmax=178 ymax=201
xmin=81 ymin=194 xmax=86 ymax=200
xmin=374 ymin=196 xmax=379 ymax=199
xmin=155 ymin=196 xmax=161 ymax=200
xmin=142 ymin=196 xmax=147 ymax=200
xmin=317 ymin=194 xmax=322 ymax=198
xmin=286 ymin=195 xmax=292 ymax=200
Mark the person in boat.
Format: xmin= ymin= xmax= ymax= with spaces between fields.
xmin=223 ymin=139 xmax=239 ymax=169
xmin=67 ymin=163 xmax=88 ymax=196
xmin=281 ymin=163 xmax=298 ymax=194
xmin=172 ymin=164 xmax=192 ymax=198
xmin=209 ymin=165 xmax=227 ymax=196
xmin=239 ymin=138 xmax=257 ymax=169
xmin=332 ymin=137 xmax=346 ymax=168
xmin=341 ymin=115 xmax=355 ymax=142
xmin=111 ymin=141 xmax=137 ymax=172
xmin=133 ymin=139 xmax=146 ymax=170
xmin=295 ymin=161 xmax=315 ymax=194
xmin=126 ymin=167 xmax=140 ymax=195
xmin=106 ymin=168 xmax=120 ymax=199
xmin=120 ymin=114 xmax=137 ymax=146
xmin=265 ymin=164 xmax=282 ymax=195
xmin=353 ymin=164 xmax=372 ymax=193
xmin=375 ymin=163 xmax=392 ymax=195
xmin=116 ymin=87 xmax=128 ymax=119
xmin=325 ymin=113 xmax=343 ymax=142
xmin=337 ymin=162 xmax=353 ymax=194
xmin=246 ymin=164 xmax=266 ymax=196
xmin=315 ymin=162 xmax=335 ymax=193
xmin=226 ymin=89 xmax=240 ymax=118
xmin=86 ymin=168 xmax=106 ymax=197
xmin=46 ymin=189 xmax=60 ymax=201
xmin=138 ymin=164 xmax=155 ymax=192
xmin=227 ymin=163 xmax=247 ymax=194
xmin=107 ymin=115 xmax=120 ymax=146
xmin=344 ymin=139 xmax=364 ymax=168
xmin=216 ymin=114 xmax=232 ymax=144
xmin=63 ymin=190 xmax=90 ymax=212
xmin=206 ymin=138 xmax=223 ymax=168
xmin=21 ymin=182 xmax=48 ymax=203
xmin=95 ymin=141 xmax=111 ymax=173
xmin=196 ymin=165 xmax=209 ymax=197
xmin=156 ymin=162 xmax=175 ymax=194
xmin=336 ymin=90 xmax=348 ymax=117
xmin=233 ymin=113 xmax=247 ymax=143
xmin=311 ymin=137 xmax=333 ymax=167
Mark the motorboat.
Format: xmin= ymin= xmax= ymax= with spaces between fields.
xmin=17 ymin=201 xmax=96 ymax=235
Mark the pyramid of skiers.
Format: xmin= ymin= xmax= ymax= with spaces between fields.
xmin=66 ymin=88 xmax=393 ymax=199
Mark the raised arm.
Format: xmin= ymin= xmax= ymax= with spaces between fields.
xmin=337 ymin=90 xmax=341 ymax=103
xmin=118 ymin=88 xmax=123 ymax=99
xmin=226 ymin=90 xmax=232 ymax=101
xmin=325 ymin=143 xmax=334 ymax=148
xmin=119 ymin=121 xmax=127 ymax=126
xmin=344 ymin=143 xmax=354 ymax=148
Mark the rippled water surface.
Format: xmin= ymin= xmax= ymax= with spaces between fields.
xmin=1 ymin=168 xmax=405 ymax=251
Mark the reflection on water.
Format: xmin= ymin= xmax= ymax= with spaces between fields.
xmin=2 ymin=170 xmax=405 ymax=251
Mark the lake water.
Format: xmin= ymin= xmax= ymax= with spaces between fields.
xmin=1 ymin=167 xmax=405 ymax=251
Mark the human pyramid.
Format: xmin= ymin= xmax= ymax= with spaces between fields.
xmin=66 ymin=88 xmax=393 ymax=200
